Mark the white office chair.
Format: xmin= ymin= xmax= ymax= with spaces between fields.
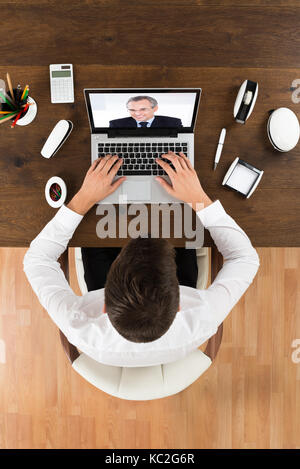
xmin=59 ymin=247 xmax=223 ymax=400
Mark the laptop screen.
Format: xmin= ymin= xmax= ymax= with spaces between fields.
xmin=84 ymin=89 xmax=201 ymax=134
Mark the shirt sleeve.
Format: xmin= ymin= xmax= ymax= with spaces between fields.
xmin=23 ymin=205 xmax=84 ymax=330
xmin=196 ymin=200 xmax=260 ymax=327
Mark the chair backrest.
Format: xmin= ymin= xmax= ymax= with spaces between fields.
xmin=59 ymin=322 xmax=222 ymax=400
xmin=58 ymin=246 xmax=223 ymax=400
xmin=74 ymin=246 xmax=210 ymax=295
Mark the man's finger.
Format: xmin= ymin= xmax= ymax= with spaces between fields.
xmin=156 ymin=158 xmax=176 ymax=182
xmin=104 ymin=155 xmax=120 ymax=174
xmin=110 ymin=176 xmax=126 ymax=192
xmin=155 ymin=176 xmax=175 ymax=195
xmin=107 ymin=157 xmax=123 ymax=177
xmin=162 ymin=151 xmax=183 ymax=172
xmin=96 ymin=154 xmax=114 ymax=172
xmin=87 ymin=159 xmax=101 ymax=174
xmin=179 ymin=152 xmax=193 ymax=170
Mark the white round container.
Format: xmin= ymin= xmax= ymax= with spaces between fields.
xmin=268 ymin=107 xmax=300 ymax=152
xmin=16 ymin=96 xmax=37 ymax=126
xmin=45 ymin=176 xmax=67 ymax=208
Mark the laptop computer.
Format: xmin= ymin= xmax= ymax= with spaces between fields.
xmin=84 ymin=88 xmax=201 ymax=203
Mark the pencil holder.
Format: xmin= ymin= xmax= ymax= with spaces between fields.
xmin=16 ymin=96 xmax=37 ymax=126
xmin=45 ymin=176 xmax=67 ymax=208
xmin=0 ymin=88 xmax=37 ymax=126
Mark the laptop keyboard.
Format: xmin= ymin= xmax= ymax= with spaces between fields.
xmin=98 ymin=141 xmax=189 ymax=176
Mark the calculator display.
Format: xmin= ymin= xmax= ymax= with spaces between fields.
xmin=52 ymin=71 xmax=71 ymax=78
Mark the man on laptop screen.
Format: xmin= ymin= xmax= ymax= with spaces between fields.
xmin=109 ymin=95 xmax=183 ymax=128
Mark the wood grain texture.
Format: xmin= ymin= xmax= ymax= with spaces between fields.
xmin=0 ymin=65 xmax=300 ymax=246
xmin=0 ymin=1 xmax=300 ymax=247
xmin=1 ymin=0 xmax=300 ymax=4
xmin=1 ymin=246 xmax=300 ymax=448
xmin=0 ymin=2 xmax=300 ymax=68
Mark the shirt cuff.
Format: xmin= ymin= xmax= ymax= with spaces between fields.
xmin=196 ymin=200 xmax=227 ymax=227
xmin=53 ymin=204 xmax=84 ymax=231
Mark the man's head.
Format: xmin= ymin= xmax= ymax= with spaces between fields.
xmin=105 ymin=237 xmax=179 ymax=343
xmin=126 ymin=96 xmax=158 ymax=122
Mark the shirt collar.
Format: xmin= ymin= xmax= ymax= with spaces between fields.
xmin=136 ymin=116 xmax=155 ymax=126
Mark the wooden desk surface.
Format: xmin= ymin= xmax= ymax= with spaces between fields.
xmin=1 ymin=1 xmax=300 ymax=247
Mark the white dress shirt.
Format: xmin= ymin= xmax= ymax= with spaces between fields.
xmin=23 ymin=200 xmax=259 ymax=367
xmin=136 ymin=116 xmax=155 ymax=127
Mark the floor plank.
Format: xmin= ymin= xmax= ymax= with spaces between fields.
xmin=1 ymin=247 xmax=300 ymax=448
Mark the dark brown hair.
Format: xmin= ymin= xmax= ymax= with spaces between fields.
xmin=105 ymin=238 xmax=179 ymax=343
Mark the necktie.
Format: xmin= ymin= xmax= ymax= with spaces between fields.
xmin=139 ymin=122 xmax=148 ymax=128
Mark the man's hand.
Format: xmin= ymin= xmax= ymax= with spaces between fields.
xmin=156 ymin=151 xmax=212 ymax=211
xmin=67 ymin=155 xmax=125 ymax=215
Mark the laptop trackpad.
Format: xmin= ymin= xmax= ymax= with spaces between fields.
xmin=122 ymin=180 xmax=151 ymax=201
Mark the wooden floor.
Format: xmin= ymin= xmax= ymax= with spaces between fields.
xmin=0 ymin=247 xmax=300 ymax=449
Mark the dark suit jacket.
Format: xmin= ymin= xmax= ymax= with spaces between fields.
xmin=109 ymin=115 xmax=183 ymax=128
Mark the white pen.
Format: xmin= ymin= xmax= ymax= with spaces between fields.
xmin=214 ymin=128 xmax=226 ymax=170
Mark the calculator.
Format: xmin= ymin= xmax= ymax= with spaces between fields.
xmin=49 ymin=64 xmax=74 ymax=103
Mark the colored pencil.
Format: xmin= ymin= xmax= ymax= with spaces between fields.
xmin=6 ymin=73 xmax=16 ymax=106
xmin=1 ymin=88 xmax=15 ymax=106
xmin=15 ymin=84 xmax=22 ymax=106
xmin=0 ymin=111 xmax=17 ymax=120
xmin=0 ymin=111 xmax=12 ymax=114
xmin=0 ymin=89 xmax=16 ymax=110
xmin=11 ymin=103 xmax=29 ymax=128
xmin=20 ymin=85 xmax=29 ymax=101
xmin=0 ymin=112 xmax=18 ymax=124
xmin=51 ymin=187 xmax=60 ymax=198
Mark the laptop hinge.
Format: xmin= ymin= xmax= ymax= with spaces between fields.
xmin=107 ymin=129 xmax=178 ymax=138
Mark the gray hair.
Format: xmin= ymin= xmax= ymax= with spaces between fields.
xmin=126 ymin=96 xmax=158 ymax=109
